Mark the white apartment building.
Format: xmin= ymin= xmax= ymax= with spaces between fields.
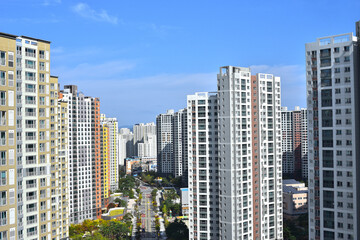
xmin=156 ymin=110 xmax=174 ymax=176
xmin=118 ymin=128 xmax=134 ymax=166
xmin=306 ymin=21 xmax=360 ymax=240
xmin=174 ymin=108 xmax=187 ymax=179
xmin=61 ymin=85 xmax=101 ymax=224
xmin=187 ymin=92 xmax=219 ymax=240
xmin=188 ymin=66 xmax=283 ymax=240
xmin=133 ymin=122 xmax=156 ymax=157
xmin=100 ymin=114 xmax=119 ymax=191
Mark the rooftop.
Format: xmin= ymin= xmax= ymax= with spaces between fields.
xmin=283 ymin=185 xmax=308 ymax=194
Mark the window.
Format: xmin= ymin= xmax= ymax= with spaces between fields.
xmin=344 ymin=67 xmax=350 ymax=72
xmin=344 ymin=56 xmax=350 ymax=62
xmin=0 ymin=172 xmax=6 ymax=186
xmin=0 ymin=211 xmax=6 ymax=226
xmin=0 ymin=111 xmax=5 ymax=126
xmin=39 ymin=62 xmax=45 ymax=71
xmin=25 ymin=60 xmax=35 ymax=69
xmin=39 ymin=50 xmax=45 ymax=59
xmin=0 ymin=132 xmax=5 ymax=146
xmin=0 ymin=191 xmax=6 ymax=206
xmin=0 ymin=152 xmax=5 ymax=166
xmin=0 ymin=52 xmax=5 ymax=66
xmin=334 ymin=47 xmax=340 ymax=53
xmin=0 ymin=71 xmax=5 ymax=86
xmin=0 ymin=92 xmax=5 ymax=106
xmin=344 ymin=46 xmax=350 ymax=52
xmin=334 ymin=68 xmax=340 ymax=73
xmin=334 ymin=58 xmax=340 ymax=63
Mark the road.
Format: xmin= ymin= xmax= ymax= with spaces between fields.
xmin=139 ymin=184 xmax=157 ymax=240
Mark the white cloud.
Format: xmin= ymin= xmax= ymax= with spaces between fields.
xmin=71 ymin=3 xmax=118 ymax=24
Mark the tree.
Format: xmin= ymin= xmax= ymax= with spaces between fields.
xmin=107 ymin=203 xmax=116 ymax=211
xmin=162 ymin=204 xmax=167 ymax=216
xmin=166 ymin=219 xmax=189 ymax=240
xmin=99 ymin=220 xmax=130 ymax=240
xmin=81 ymin=219 xmax=98 ymax=236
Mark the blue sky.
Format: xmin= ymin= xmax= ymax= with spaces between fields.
xmin=2 ymin=0 xmax=360 ymax=126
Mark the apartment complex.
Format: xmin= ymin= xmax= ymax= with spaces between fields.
xmin=0 ymin=33 xmax=69 ymax=239
xmin=306 ymin=21 xmax=360 ymax=240
xmin=100 ymin=114 xmax=119 ymax=191
xmin=281 ymin=107 xmax=308 ymax=180
xmin=61 ymin=85 xmax=101 ymax=224
xmin=188 ymin=66 xmax=283 ymax=240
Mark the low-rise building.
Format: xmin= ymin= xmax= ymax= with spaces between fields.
xmin=283 ymin=179 xmax=308 ymax=216
xmin=180 ymin=188 xmax=189 ymax=217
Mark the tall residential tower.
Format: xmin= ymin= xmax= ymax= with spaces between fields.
xmin=306 ymin=21 xmax=360 ymax=240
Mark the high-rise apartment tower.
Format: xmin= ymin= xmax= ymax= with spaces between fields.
xmin=306 ymin=21 xmax=360 ymax=240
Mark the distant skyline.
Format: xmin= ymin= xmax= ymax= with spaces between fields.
xmin=2 ymin=0 xmax=359 ymax=125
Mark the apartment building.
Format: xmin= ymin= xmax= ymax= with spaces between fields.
xmin=61 ymin=85 xmax=101 ymax=224
xmin=281 ymin=107 xmax=308 ymax=180
xmin=100 ymin=123 xmax=110 ymax=209
xmin=187 ymin=92 xmax=219 ymax=240
xmin=133 ymin=122 xmax=156 ymax=157
xmin=174 ymin=108 xmax=188 ymax=184
xmin=118 ymin=128 xmax=134 ymax=166
xmin=100 ymin=114 xmax=119 ymax=191
xmin=156 ymin=109 xmax=188 ymax=179
xmin=189 ymin=66 xmax=283 ymax=240
xmin=306 ymin=21 xmax=360 ymax=240
xmin=0 ymin=32 xmax=69 ymax=240
xmin=283 ymin=179 xmax=308 ymax=216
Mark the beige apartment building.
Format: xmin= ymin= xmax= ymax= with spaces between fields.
xmin=0 ymin=32 xmax=69 ymax=240
xmin=283 ymin=179 xmax=308 ymax=216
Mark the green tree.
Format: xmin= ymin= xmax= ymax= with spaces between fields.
xmin=166 ymin=219 xmax=189 ymax=240
xmin=99 ymin=220 xmax=130 ymax=240
xmin=162 ymin=204 xmax=167 ymax=216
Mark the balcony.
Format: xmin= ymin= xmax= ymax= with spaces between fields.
xmin=26 ymin=207 xmax=37 ymax=213
xmin=27 ymin=230 xmax=38 ymax=237
xmin=25 ymin=52 xmax=36 ymax=58
xmin=27 ymin=219 xmax=37 ymax=225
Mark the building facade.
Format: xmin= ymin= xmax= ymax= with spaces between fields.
xmin=281 ymin=107 xmax=308 ymax=180
xmin=133 ymin=122 xmax=156 ymax=157
xmin=61 ymin=85 xmax=101 ymax=224
xmin=187 ymin=92 xmax=219 ymax=240
xmin=118 ymin=128 xmax=134 ymax=166
xmin=100 ymin=123 xmax=110 ymax=209
xmin=306 ymin=21 xmax=360 ymax=240
xmin=189 ymin=66 xmax=283 ymax=240
xmin=283 ymin=179 xmax=308 ymax=216
xmin=0 ymin=32 xmax=69 ymax=240
xmin=100 ymin=114 xmax=119 ymax=191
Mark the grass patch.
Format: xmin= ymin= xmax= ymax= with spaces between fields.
xmin=109 ymin=209 xmax=124 ymax=216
